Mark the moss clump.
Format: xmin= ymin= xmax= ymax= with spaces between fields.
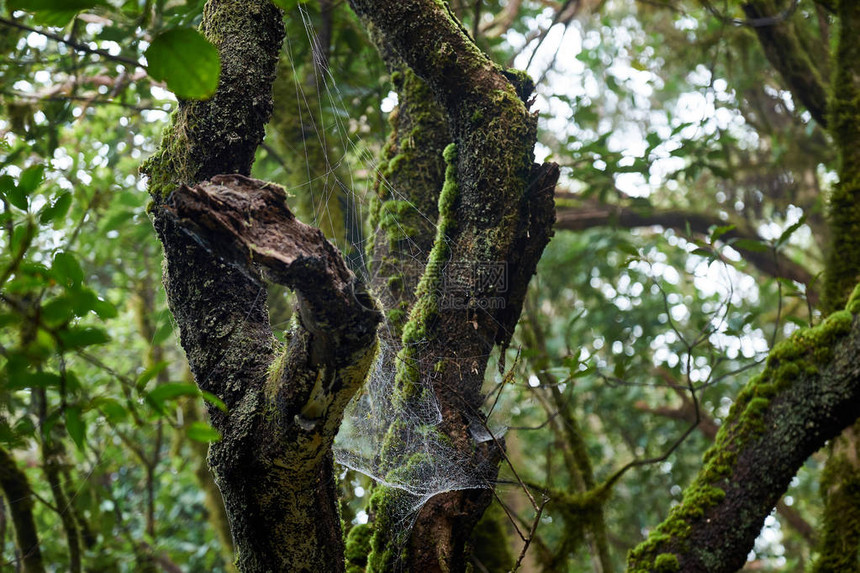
xmin=848 ymin=282 xmax=860 ymax=314
xmin=378 ymin=200 xmax=420 ymax=246
xmin=386 ymin=307 xmax=405 ymax=326
xmin=500 ymin=67 xmax=536 ymax=103
xmin=345 ymin=523 xmax=373 ymax=572
xmin=654 ymin=552 xmax=680 ymax=572
xmin=365 ymin=483 xmax=411 ymax=572
xmin=141 ymin=117 xmax=196 ymax=201
xmin=394 ymin=142 xmax=459 ymax=392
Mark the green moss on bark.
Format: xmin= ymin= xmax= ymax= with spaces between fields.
xmin=141 ymin=0 xmax=283 ymax=202
xmin=812 ymin=425 xmax=860 ymax=572
xmin=366 ymin=143 xmax=459 ymax=571
xmin=823 ymin=0 xmax=860 ymax=312
xmin=346 ymin=523 xmax=373 ymax=572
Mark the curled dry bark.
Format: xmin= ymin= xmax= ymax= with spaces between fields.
xmin=152 ymin=174 xmax=380 ymax=572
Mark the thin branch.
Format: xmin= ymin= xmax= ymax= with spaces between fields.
xmin=511 ymin=496 xmax=547 ymax=573
xmin=0 ymin=17 xmax=142 ymax=68
xmin=554 ymin=193 xmax=818 ymax=304
xmin=699 ymin=0 xmax=800 ymax=28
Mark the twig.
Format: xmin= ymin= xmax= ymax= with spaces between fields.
xmin=510 ymin=495 xmax=547 ymax=573
xmin=0 ymin=17 xmax=142 ymax=69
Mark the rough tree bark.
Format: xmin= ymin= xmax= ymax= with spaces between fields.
xmin=742 ymin=0 xmax=830 ymax=128
xmin=812 ymin=0 xmax=860 ymax=569
xmin=626 ymin=293 xmax=860 ymax=572
xmin=142 ymin=0 xmax=556 ymax=571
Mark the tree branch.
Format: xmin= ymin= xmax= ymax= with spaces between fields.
xmin=347 ymin=0 xmax=558 ymax=569
xmin=635 ymin=373 xmax=818 ymax=546
xmin=0 ymin=17 xmax=142 ymax=69
xmin=741 ymin=0 xmax=830 ymax=127
xmin=627 ymin=293 xmax=860 ymax=572
xmin=142 ymin=1 xmax=381 ymax=570
xmin=555 ymin=195 xmax=818 ymax=303
xmin=0 ymin=445 xmax=45 ymax=573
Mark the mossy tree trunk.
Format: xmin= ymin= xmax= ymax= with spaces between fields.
xmin=142 ymin=0 xmax=555 ymax=571
xmin=142 ymin=1 xmax=381 ymax=571
xmin=812 ymin=1 xmax=860 ymax=570
xmin=628 ymin=2 xmax=860 ymax=571
xmin=347 ymin=0 xmax=558 ymax=571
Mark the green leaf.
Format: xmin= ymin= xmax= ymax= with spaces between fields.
xmin=730 ymin=238 xmax=770 ymax=253
xmin=147 ymin=382 xmax=199 ymax=405
xmin=65 ymin=288 xmax=115 ymax=319
xmin=7 ymin=372 xmax=62 ymax=390
xmin=65 ymin=406 xmax=86 ymax=450
xmin=186 ymin=421 xmax=221 ymax=443
xmin=67 ymin=287 xmax=98 ymax=316
xmin=32 ymin=11 xmax=80 ymax=27
xmin=151 ymin=318 xmax=174 ymax=346
xmin=6 ymin=180 xmax=28 ymax=210
xmin=201 ymin=391 xmax=227 ymax=412
xmin=92 ymin=297 xmax=118 ymax=319
xmin=709 ymin=224 xmax=735 ymax=243
xmin=8 ymin=0 xmax=102 ymax=10
xmin=39 ymin=192 xmax=72 ymax=225
xmin=18 ymin=165 xmax=44 ymax=194
xmin=7 ymin=0 xmax=103 ymax=23
xmin=41 ymin=296 xmax=75 ymax=325
xmin=58 ymin=326 xmax=110 ymax=350
xmin=145 ymin=29 xmax=220 ymax=100
xmin=135 ymin=361 xmax=169 ymax=391
xmin=93 ymin=397 xmax=128 ymax=424
xmin=776 ymin=216 xmax=807 ymax=249
xmin=52 ymin=252 xmax=84 ymax=288
xmin=0 ymin=175 xmax=18 ymax=205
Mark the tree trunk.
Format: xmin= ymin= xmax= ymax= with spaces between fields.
xmin=143 ymin=0 xmax=555 ymax=570
xmin=0 ymin=445 xmax=45 ymax=573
